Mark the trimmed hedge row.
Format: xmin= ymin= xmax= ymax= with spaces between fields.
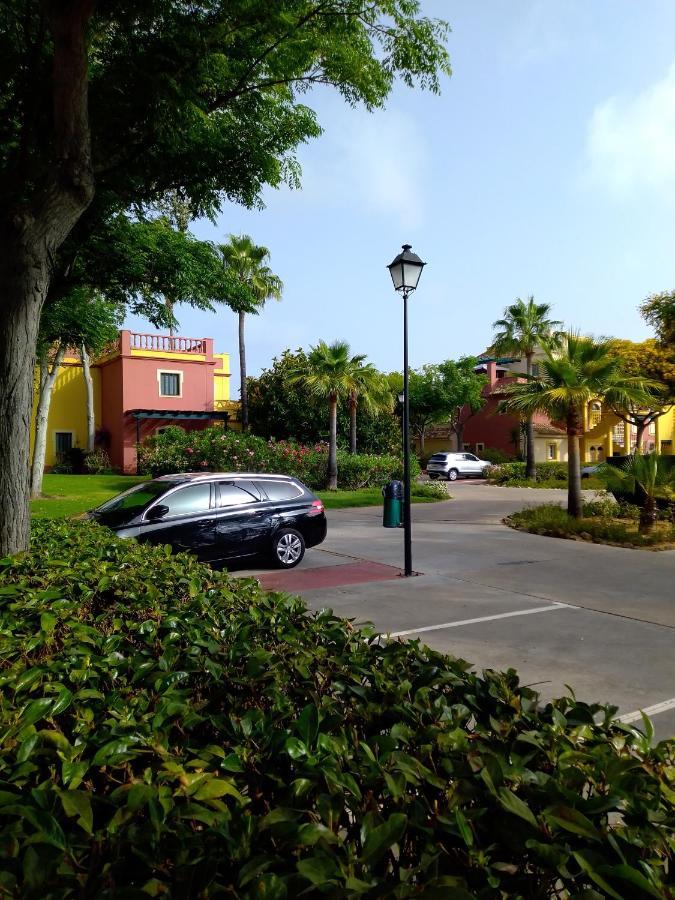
xmin=0 ymin=521 xmax=673 ymax=897
xmin=138 ymin=426 xmax=419 ymax=490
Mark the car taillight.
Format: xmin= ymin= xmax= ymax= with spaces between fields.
xmin=308 ymin=499 xmax=324 ymax=516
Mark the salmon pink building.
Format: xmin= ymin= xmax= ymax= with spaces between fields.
xmin=31 ymin=330 xmax=237 ymax=474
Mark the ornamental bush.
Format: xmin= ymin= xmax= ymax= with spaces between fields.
xmin=486 ymin=461 xmax=568 ymax=485
xmin=0 ymin=521 xmax=673 ymax=897
xmin=137 ymin=426 xmax=413 ymax=490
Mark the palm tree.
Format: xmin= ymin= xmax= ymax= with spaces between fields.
xmin=347 ymin=363 xmax=393 ymax=454
xmin=598 ymin=454 xmax=674 ymax=533
xmin=218 ymin=235 xmax=283 ymax=430
xmin=289 ymin=340 xmax=363 ymax=489
xmin=491 ymin=296 xmax=562 ymax=479
xmin=498 ymin=333 xmax=659 ymax=518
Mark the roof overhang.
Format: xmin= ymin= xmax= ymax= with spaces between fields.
xmin=126 ymin=409 xmax=230 ymax=421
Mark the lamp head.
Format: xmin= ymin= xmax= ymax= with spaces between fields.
xmin=387 ymin=244 xmax=426 ymax=292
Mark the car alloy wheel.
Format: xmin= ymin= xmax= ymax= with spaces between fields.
xmin=273 ymin=528 xmax=306 ymax=569
xmin=447 ymin=468 xmax=459 ymax=481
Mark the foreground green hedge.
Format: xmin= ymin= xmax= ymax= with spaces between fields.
xmin=0 ymin=522 xmax=673 ymax=897
xmin=138 ymin=426 xmax=419 ymax=490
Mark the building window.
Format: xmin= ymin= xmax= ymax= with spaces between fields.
xmin=462 ymin=443 xmax=471 ymax=451
xmin=476 ymin=442 xmax=485 ymax=452
xmin=158 ymin=370 xmax=182 ymax=397
xmin=548 ymin=443 xmax=557 ymax=460
xmin=54 ymin=431 xmax=74 ymax=458
xmin=589 ymin=401 xmax=602 ymax=427
xmin=531 ymin=363 xmax=540 ymax=376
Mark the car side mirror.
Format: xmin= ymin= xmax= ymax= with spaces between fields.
xmin=146 ymin=504 xmax=169 ymax=521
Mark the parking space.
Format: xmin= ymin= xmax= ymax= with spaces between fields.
xmin=234 ymin=483 xmax=675 ymax=741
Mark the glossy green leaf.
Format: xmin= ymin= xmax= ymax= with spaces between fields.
xmin=497 ymin=788 xmax=538 ymax=829
xmin=361 ymin=814 xmax=407 ymax=864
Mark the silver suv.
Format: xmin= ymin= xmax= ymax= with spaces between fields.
xmin=426 ymin=451 xmax=491 ymax=481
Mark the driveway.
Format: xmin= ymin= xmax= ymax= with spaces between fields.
xmin=236 ymin=482 xmax=675 ymax=740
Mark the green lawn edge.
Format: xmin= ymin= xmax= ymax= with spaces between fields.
xmin=31 ymin=474 xmax=448 ymax=519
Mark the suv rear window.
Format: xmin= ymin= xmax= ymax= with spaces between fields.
xmin=258 ymin=480 xmax=303 ymax=501
xmin=429 ymin=454 xmax=448 ymax=461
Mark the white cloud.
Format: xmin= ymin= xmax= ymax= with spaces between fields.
xmin=586 ymin=63 xmax=675 ymax=197
xmin=299 ymin=106 xmax=428 ymax=228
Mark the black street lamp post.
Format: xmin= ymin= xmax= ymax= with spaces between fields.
xmin=387 ymin=244 xmax=426 ymax=577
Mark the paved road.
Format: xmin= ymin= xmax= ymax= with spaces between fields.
xmin=238 ymin=483 xmax=675 ymax=740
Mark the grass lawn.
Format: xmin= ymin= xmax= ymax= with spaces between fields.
xmin=31 ymin=475 xmax=448 ymax=519
xmin=318 ymin=484 xmax=447 ymax=510
xmin=31 ymin=474 xmax=148 ymax=519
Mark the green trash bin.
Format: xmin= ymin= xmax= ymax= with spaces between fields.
xmin=382 ymin=480 xmax=403 ymax=528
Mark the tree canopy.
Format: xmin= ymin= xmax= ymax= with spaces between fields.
xmin=405 ymin=359 xmax=486 ymax=453
xmin=248 ymin=349 xmax=400 ymax=453
xmin=490 ymin=296 xmax=562 ymax=477
xmin=640 ymin=291 xmax=675 ymax=346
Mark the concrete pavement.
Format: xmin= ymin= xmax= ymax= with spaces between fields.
xmin=236 ymin=483 xmax=675 ymax=740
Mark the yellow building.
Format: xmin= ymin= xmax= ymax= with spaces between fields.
xmin=581 ymin=401 xmax=674 ymax=462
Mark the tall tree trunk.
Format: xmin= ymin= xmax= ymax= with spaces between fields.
xmin=419 ymin=428 xmax=425 ymax=457
xmin=327 ymin=394 xmax=338 ymax=490
xmin=30 ymin=345 xmax=67 ymax=498
xmin=349 ymin=395 xmax=357 ymax=454
xmin=635 ymin=420 xmax=647 ymax=454
xmin=81 ymin=341 xmax=95 ymax=451
xmin=525 ymin=352 xmax=536 ymax=480
xmin=238 ymin=310 xmax=248 ymax=431
xmin=0 ymin=267 xmax=49 ymax=555
xmin=0 ymin=1 xmax=95 ymax=556
xmin=566 ymin=407 xmax=583 ymax=519
xmin=639 ymin=494 xmax=657 ymax=534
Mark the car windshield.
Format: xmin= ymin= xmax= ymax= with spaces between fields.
xmin=92 ymin=481 xmax=174 ymax=526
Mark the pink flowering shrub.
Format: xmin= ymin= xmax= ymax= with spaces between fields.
xmin=138 ymin=426 xmax=415 ymax=489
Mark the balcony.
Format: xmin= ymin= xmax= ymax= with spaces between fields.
xmin=128 ymin=331 xmax=208 ymax=354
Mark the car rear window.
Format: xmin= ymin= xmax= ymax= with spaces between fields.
xmin=218 ymin=482 xmax=259 ymax=507
xmin=258 ymin=480 xmax=303 ymax=501
xmin=429 ymin=454 xmax=448 ymax=461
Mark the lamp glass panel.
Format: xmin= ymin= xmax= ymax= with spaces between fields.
xmin=402 ymin=260 xmax=423 ymax=289
xmin=389 ymin=262 xmax=405 ymax=290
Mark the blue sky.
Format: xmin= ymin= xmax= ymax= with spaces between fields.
xmin=126 ymin=0 xmax=675 ymax=390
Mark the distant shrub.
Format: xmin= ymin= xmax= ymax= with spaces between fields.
xmin=336 ymin=451 xmax=420 ymax=489
xmin=84 ymin=448 xmax=113 ymax=474
xmin=487 ymin=461 xmax=568 ymax=485
xmin=0 ymin=519 xmax=673 ymax=897
xmin=411 ymin=480 xmax=448 ymax=500
xmin=478 ymin=447 xmax=513 ymax=464
xmin=138 ymin=426 xmax=413 ymax=491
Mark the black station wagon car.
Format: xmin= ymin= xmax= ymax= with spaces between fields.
xmin=89 ymin=473 xmax=327 ymax=568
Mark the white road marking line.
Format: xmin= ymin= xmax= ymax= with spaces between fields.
xmin=617 ymin=697 xmax=675 ymax=724
xmin=389 ymin=602 xmax=575 ymax=638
